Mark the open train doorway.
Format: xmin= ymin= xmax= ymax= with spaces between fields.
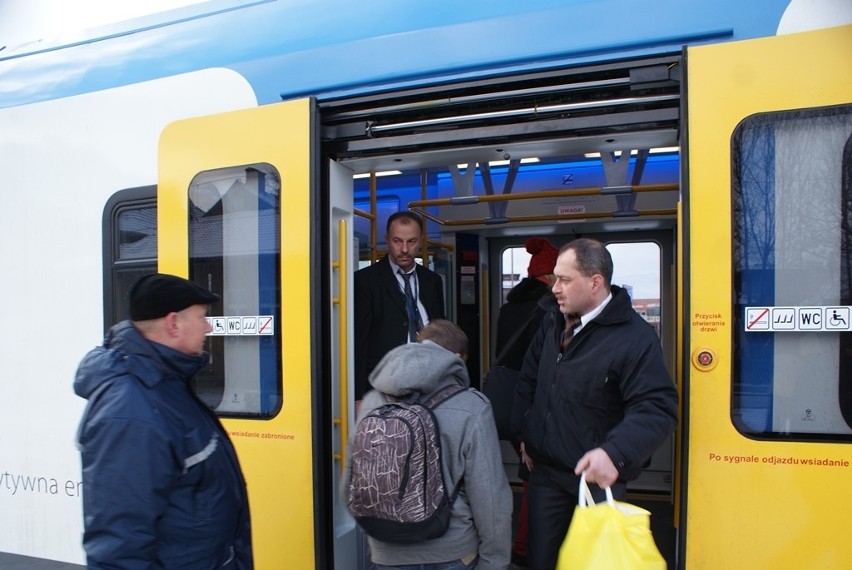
xmin=322 ymin=52 xmax=683 ymax=569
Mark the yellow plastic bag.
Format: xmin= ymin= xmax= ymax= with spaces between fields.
xmin=557 ymin=473 xmax=666 ymax=570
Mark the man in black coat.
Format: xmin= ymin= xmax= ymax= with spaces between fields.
xmin=354 ymin=211 xmax=445 ymax=399
xmin=511 ymin=238 xmax=678 ymax=570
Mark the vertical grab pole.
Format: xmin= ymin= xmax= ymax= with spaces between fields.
xmin=370 ymin=173 xmax=378 ymax=263
xmin=332 ymin=218 xmax=349 ymax=471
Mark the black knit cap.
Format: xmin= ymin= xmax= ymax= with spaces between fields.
xmin=129 ymin=273 xmax=220 ymax=321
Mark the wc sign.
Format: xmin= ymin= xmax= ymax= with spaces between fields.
xmin=745 ymin=306 xmax=851 ymax=332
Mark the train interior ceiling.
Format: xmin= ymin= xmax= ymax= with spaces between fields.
xmin=326 ymin=52 xmax=681 ymax=250
xmin=323 ymin=54 xmax=681 ymax=503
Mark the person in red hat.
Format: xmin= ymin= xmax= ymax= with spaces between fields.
xmin=495 ymin=237 xmax=559 ymax=371
xmin=488 ymin=236 xmax=558 ymax=568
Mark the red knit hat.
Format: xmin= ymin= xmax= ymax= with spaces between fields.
xmin=526 ymin=237 xmax=558 ymax=277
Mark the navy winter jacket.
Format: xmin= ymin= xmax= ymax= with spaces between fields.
xmin=74 ymin=321 xmax=252 ymax=569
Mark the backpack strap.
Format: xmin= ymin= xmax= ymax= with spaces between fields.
xmin=494 ymin=308 xmax=541 ymax=366
xmin=385 ymin=383 xmax=466 ymax=408
xmin=423 ymin=383 xmax=467 ymax=410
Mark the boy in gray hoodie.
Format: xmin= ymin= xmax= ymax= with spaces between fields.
xmin=344 ymin=319 xmax=512 ymax=569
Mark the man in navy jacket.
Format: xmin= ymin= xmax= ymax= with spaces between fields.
xmin=512 ymin=238 xmax=677 ymax=570
xmin=75 ymin=273 xmax=252 ymax=569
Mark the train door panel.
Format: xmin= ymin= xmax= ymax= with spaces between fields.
xmin=328 ymin=158 xmax=360 ymax=570
xmin=685 ymin=25 xmax=852 ymax=568
xmin=158 ymin=99 xmax=318 ymax=569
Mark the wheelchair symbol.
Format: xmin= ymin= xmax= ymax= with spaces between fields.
xmin=829 ymin=310 xmax=847 ymax=327
xmin=825 ymin=308 xmax=850 ymax=330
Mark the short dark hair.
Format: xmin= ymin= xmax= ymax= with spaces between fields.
xmin=418 ymin=319 xmax=468 ymax=358
xmin=561 ymin=238 xmax=613 ymax=286
xmin=386 ymin=211 xmax=422 ymax=235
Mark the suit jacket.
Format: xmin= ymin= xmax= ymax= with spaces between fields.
xmin=354 ymin=255 xmax=445 ymax=398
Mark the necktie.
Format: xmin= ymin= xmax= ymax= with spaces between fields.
xmin=561 ymin=313 xmax=581 ymax=351
xmin=399 ymin=270 xmax=422 ymax=342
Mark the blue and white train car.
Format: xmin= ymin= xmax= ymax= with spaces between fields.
xmin=1 ymin=1 xmax=850 ymax=567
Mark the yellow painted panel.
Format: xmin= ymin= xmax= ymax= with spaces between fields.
xmin=686 ymin=25 xmax=852 ymax=569
xmin=158 ymin=99 xmax=315 ymax=569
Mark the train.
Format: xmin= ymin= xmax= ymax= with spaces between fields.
xmin=1 ymin=0 xmax=850 ymax=568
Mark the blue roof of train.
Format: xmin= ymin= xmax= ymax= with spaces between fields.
xmin=0 ymin=0 xmax=792 ymax=109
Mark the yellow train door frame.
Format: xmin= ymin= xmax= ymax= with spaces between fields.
xmin=158 ymin=99 xmax=320 ymax=568
xmin=684 ymin=25 xmax=852 ymax=568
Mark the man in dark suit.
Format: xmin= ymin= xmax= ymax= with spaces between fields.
xmin=354 ymin=211 xmax=445 ymax=399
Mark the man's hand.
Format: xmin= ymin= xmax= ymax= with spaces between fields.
xmin=574 ymin=448 xmax=618 ymax=487
xmin=520 ymin=441 xmax=535 ymax=471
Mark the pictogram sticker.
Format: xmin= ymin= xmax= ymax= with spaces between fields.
xmin=258 ymin=317 xmax=274 ymax=335
xmin=745 ymin=306 xmax=852 ymax=332
xmin=746 ymin=308 xmax=769 ymax=330
xmin=798 ymin=308 xmax=821 ymax=330
xmin=772 ymin=308 xmax=795 ymax=330
xmin=207 ymin=315 xmax=275 ymax=336
xmin=825 ymin=307 xmax=850 ymax=330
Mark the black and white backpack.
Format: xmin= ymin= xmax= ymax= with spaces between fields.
xmin=346 ymin=384 xmax=465 ymax=543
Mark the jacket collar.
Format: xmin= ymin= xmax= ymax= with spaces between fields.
xmin=107 ymin=321 xmax=209 ymax=388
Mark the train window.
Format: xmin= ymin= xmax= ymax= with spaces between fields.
xmin=608 ymin=242 xmax=662 ymax=338
xmin=102 ymin=186 xmax=157 ymax=330
xmin=187 ymin=164 xmax=282 ymax=418
xmin=500 ymin=241 xmax=662 ymax=334
xmin=732 ymin=104 xmax=852 ymax=440
xmin=500 ymin=247 xmax=532 ymax=304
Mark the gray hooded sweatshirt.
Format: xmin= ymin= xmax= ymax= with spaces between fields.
xmin=344 ymin=340 xmax=512 ymax=569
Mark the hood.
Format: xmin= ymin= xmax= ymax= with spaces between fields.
xmin=368 ymin=340 xmax=469 ymax=398
xmin=74 ymin=320 xmax=207 ymax=400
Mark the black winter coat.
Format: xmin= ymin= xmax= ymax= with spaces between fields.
xmin=511 ymin=286 xmax=678 ymax=480
xmin=354 ymin=255 xmax=445 ymax=399
xmin=494 ymin=278 xmax=551 ymax=371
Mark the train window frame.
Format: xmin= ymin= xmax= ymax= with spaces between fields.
xmin=187 ymin=163 xmax=283 ymax=419
xmin=731 ymin=104 xmax=852 ymax=442
xmin=500 ymin=246 xmax=532 ymax=304
xmin=102 ymin=186 xmax=158 ymax=332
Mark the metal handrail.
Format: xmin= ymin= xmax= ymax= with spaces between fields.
xmin=332 ymin=218 xmax=349 ymax=472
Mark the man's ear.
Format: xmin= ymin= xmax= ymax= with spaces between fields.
xmin=163 ymin=312 xmax=181 ymax=337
